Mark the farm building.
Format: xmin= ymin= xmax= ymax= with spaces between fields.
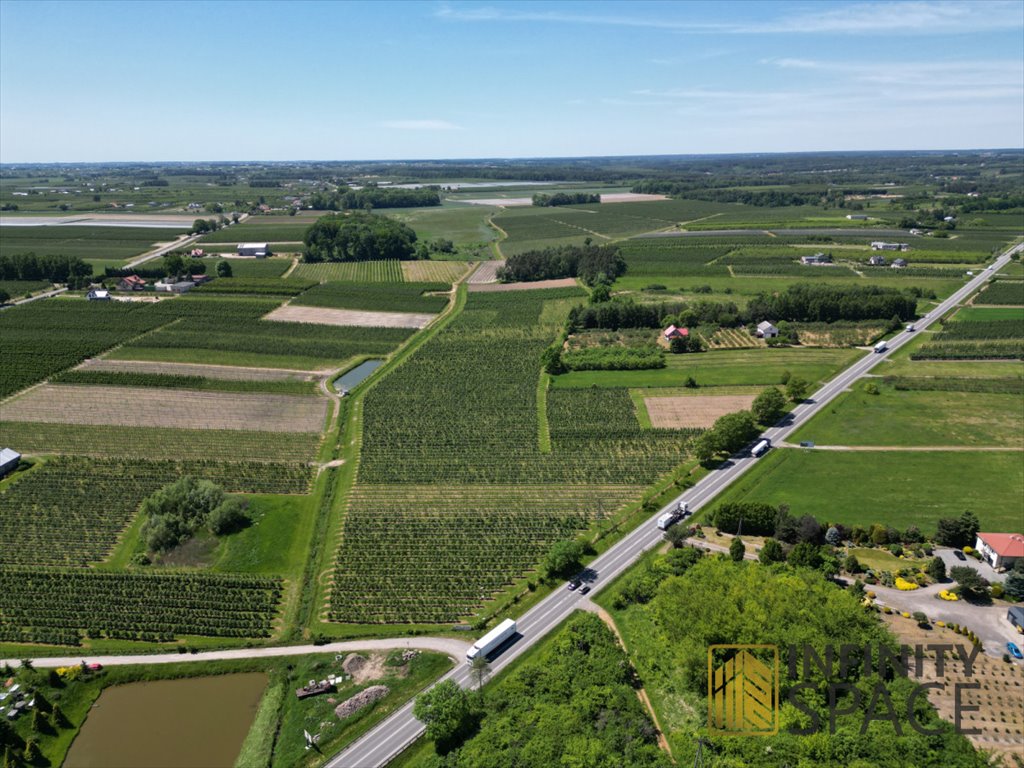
xmin=756 ymin=321 xmax=779 ymax=338
xmin=909 ymin=228 xmax=923 ymax=235
xmin=1009 ymin=607 xmax=1024 ymax=632
xmin=663 ymin=325 xmax=689 ymax=340
xmin=975 ymin=532 xmax=1024 ymax=570
xmin=943 ymin=216 xmax=956 ymax=223
xmin=237 ymin=242 xmax=269 ymax=258
xmin=800 ymin=252 xmax=832 ymax=265
xmin=868 ymin=255 xmax=888 ymax=267
xmin=870 ymin=242 xmax=908 ymax=252
xmin=154 ymin=278 xmax=195 ymax=294
xmin=0 ymin=448 xmax=21 ymax=478
xmin=86 ymin=289 xmax=111 ymax=301
xmin=117 ymin=275 xmax=147 ymax=291
xmin=846 ymin=214 xmax=868 ymax=220
xmin=891 ymin=258 xmax=908 ymax=269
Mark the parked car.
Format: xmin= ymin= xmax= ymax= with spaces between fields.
xmin=1007 ymin=642 xmax=1023 ymax=660
xmin=954 ymin=550 xmax=967 ymax=561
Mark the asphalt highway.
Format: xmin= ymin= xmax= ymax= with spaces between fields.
xmin=328 ymin=241 xmax=1021 ymax=768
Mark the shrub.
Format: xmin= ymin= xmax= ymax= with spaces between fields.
xmin=895 ymin=577 xmax=920 ymax=591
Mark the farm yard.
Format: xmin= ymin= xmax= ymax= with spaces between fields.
xmin=0 ymin=384 xmax=328 ymax=433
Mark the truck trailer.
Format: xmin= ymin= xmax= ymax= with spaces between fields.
xmin=467 ymin=618 xmax=517 ymax=662
xmin=657 ymin=501 xmax=690 ymax=530
xmin=751 ymin=439 xmax=771 ymax=458
xmin=874 ymin=340 xmax=888 ymax=353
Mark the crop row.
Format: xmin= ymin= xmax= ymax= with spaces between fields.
xmin=0 ymin=456 xmax=312 ymax=566
xmin=977 ymin=281 xmax=1024 ymax=305
xmin=292 ymin=281 xmax=450 ymax=313
xmin=935 ymin=319 xmax=1024 ymax=341
xmin=0 ymin=420 xmax=320 ymax=464
xmin=910 ymin=340 xmax=1024 ymax=360
xmin=0 ymin=568 xmax=282 ymax=645
xmin=0 ymin=300 xmax=172 ymax=398
xmin=334 ymin=288 xmax=695 ymax=623
xmin=290 ymin=260 xmax=405 ymax=283
xmin=193 ymin=277 xmax=317 ymax=296
xmin=330 ymin=485 xmax=641 ymax=624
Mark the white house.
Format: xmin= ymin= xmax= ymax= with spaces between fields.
xmin=756 ymin=321 xmax=779 ymax=338
xmin=868 ymin=255 xmax=887 ymax=266
xmin=0 ymin=448 xmax=20 ymax=478
xmin=891 ymin=258 xmax=908 ymax=268
xmin=237 ymin=243 xmax=269 ymax=258
xmin=154 ymin=279 xmax=195 ymax=294
xmin=975 ymin=533 xmax=1024 ymax=570
xmin=86 ymin=289 xmax=111 ymax=301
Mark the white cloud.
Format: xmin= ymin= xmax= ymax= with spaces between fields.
xmin=380 ymin=119 xmax=464 ymax=131
xmin=436 ymin=1 xmax=1023 ymax=35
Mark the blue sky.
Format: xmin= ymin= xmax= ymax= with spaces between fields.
xmin=1 ymin=0 xmax=1022 ymax=161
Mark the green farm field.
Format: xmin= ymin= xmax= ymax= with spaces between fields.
xmin=290 ymin=260 xmax=405 ymax=282
xmin=199 ymin=218 xmax=314 ymax=243
xmin=382 ymin=204 xmax=497 ymax=247
xmin=0 ymin=225 xmax=185 ymax=259
xmin=551 ymin=347 xmax=863 ymax=389
xmin=201 ymin=256 xmax=294 ymax=277
xmin=953 ymin=305 xmax=1024 ymax=321
xmin=712 ymin=448 xmax=1024 ymax=531
xmin=792 ymin=385 xmax=1023 ymax=447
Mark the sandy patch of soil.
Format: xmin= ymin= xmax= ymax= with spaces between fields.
xmin=644 ymin=394 xmax=756 ymax=429
xmin=265 ymin=304 xmax=434 ymax=329
xmin=0 ymin=384 xmax=326 ymax=433
xmin=467 ymin=260 xmax=504 ymax=284
xmin=468 ymin=277 xmax=578 ymax=292
xmin=342 ymin=652 xmax=390 ymax=684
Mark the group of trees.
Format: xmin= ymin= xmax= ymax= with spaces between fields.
xmin=531 ymin=192 xmax=600 ymax=207
xmin=0 ymin=253 xmax=92 ymax=285
xmin=302 ymin=212 xmax=420 ymax=262
xmin=933 ymin=511 xmax=980 ymax=549
xmin=309 ymin=187 xmax=441 ymax=211
xmin=162 ymin=252 xmax=207 ymax=279
xmin=414 ymin=613 xmax=670 ymax=765
xmin=746 ymin=283 xmax=919 ymax=323
xmin=566 ymin=297 xmax=741 ymax=332
xmin=140 ymin=477 xmax=249 ymax=554
xmin=189 ymin=217 xmax=227 ymax=235
xmin=631 ymin=179 xmax=823 ymax=207
xmin=692 ymin=410 xmax=760 ymax=463
xmin=496 ymin=243 xmax=626 ymax=286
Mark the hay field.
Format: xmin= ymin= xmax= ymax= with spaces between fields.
xmin=644 ymin=394 xmax=756 ymax=428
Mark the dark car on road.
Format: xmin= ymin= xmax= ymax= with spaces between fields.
xmin=567 ymin=578 xmax=581 ymax=591
xmin=579 ymin=585 xmax=591 ymax=595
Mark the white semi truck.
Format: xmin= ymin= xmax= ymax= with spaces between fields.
xmin=657 ymin=501 xmax=689 ymax=530
xmin=751 ymin=439 xmax=771 ymax=458
xmin=874 ymin=340 xmax=888 ymax=353
xmin=467 ymin=618 xmax=517 ymax=662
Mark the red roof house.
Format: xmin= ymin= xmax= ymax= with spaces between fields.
xmin=663 ymin=325 xmax=689 ymax=340
xmin=975 ymin=532 xmax=1024 ymax=569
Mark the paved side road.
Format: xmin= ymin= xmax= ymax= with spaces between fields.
xmin=1 ymin=637 xmax=471 ymax=669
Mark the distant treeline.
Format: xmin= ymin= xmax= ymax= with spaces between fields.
xmin=497 ymin=244 xmax=625 ymax=286
xmin=747 ymin=284 xmax=918 ymax=323
xmin=532 ymin=192 xmax=600 ymax=207
xmin=0 ymin=253 xmax=91 ymax=283
xmin=568 ymin=298 xmax=740 ymax=331
xmin=302 ymin=212 xmax=419 ymax=262
xmin=631 ymin=180 xmax=822 ymax=207
xmin=308 ymin=187 xmax=440 ymax=211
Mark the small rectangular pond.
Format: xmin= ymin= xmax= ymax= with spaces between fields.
xmin=65 ymin=672 xmax=267 ymax=768
xmin=333 ymin=359 xmax=384 ymax=393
